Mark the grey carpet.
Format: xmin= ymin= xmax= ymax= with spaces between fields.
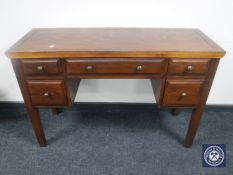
xmin=0 ymin=106 xmax=232 ymax=175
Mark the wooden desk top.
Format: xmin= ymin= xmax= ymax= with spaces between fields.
xmin=6 ymin=28 xmax=225 ymax=59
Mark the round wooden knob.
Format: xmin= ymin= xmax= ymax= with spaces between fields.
xmin=37 ymin=66 xmax=43 ymax=71
xmin=137 ymin=65 xmax=143 ymax=71
xmin=86 ymin=65 xmax=93 ymax=70
xmin=181 ymin=92 xmax=187 ymax=97
xmin=43 ymin=92 xmax=49 ymax=97
xmin=186 ymin=65 xmax=193 ymax=72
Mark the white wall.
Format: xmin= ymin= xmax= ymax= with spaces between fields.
xmin=0 ymin=0 xmax=232 ymax=104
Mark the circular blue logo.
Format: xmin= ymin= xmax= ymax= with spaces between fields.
xmin=204 ymin=146 xmax=225 ymax=167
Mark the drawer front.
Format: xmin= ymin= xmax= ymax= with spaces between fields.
xmin=66 ymin=59 xmax=166 ymax=75
xmin=27 ymin=80 xmax=67 ymax=106
xmin=168 ymin=59 xmax=210 ymax=75
xmin=22 ymin=59 xmax=62 ymax=75
xmin=163 ymin=79 xmax=204 ymax=106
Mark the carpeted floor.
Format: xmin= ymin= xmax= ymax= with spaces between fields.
xmin=0 ymin=104 xmax=232 ymax=175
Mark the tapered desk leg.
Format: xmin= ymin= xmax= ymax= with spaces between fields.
xmin=26 ymin=106 xmax=47 ymax=147
xmin=11 ymin=60 xmax=47 ymax=147
xmin=184 ymin=59 xmax=220 ymax=147
xmin=184 ymin=108 xmax=203 ymax=147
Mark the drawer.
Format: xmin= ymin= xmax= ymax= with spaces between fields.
xmin=168 ymin=59 xmax=210 ymax=75
xmin=26 ymin=80 xmax=67 ymax=106
xmin=163 ymin=79 xmax=204 ymax=106
xmin=66 ymin=59 xmax=166 ymax=75
xmin=22 ymin=59 xmax=62 ymax=75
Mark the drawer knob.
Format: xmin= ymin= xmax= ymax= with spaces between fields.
xmin=137 ymin=65 xmax=143 ymax=71
xmin=43 ymin=92 xmax=49 ymax=97
xmin=37 ymin=66 xmax=44 ymax=71
xmin=186 ymin=65 xmax=193 ymax=72
xmin=86 ymin=65 xmax=93 ymax=70
xmin=181 ymin=92 xmax=187 ymax=97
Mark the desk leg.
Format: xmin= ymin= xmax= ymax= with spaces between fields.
xmin=171 ymin=108 xmax=181 ymax=116
xmin=11 ymin=60 xmax=47 ymax=147
xmin=184 ymin=107 xmax=204 ymax=147
xmin=26 ymin=106 xmax=47 ymax=147
xmin=52 ymin=108 xmax=61 ymax=116
xmin=184 ymin=59 xmax=219 ymax=147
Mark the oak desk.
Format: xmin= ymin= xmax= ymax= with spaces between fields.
xmin=6 ymin=28 xmax=225 ymax=147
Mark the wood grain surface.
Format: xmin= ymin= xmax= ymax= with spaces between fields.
xmin=6 ymin=28 xmax=225 ymax=59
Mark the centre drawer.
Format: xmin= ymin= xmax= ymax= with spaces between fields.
xmin=26 ymin=80 xmax=67 ymax=106
xmin=65 ymin=59 xmax=166 ymax=75
xmin=163 ymin=79 xmax=204 ymax=106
